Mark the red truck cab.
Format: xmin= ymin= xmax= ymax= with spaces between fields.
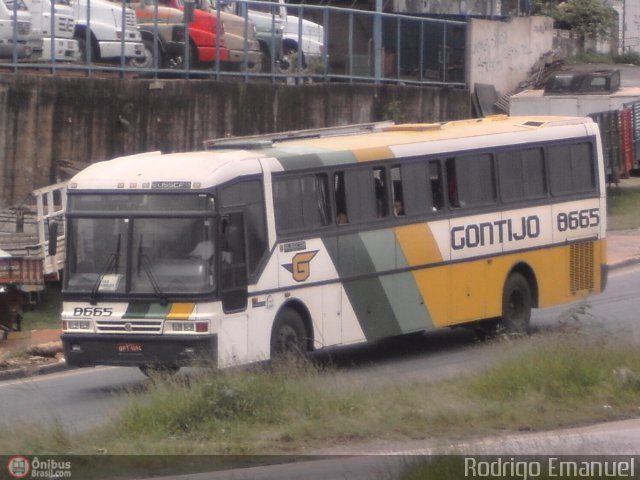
xmin=158 ymin=0 xmax=229 ymax=65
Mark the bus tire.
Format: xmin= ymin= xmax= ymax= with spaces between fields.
xmin=500 ymin=272 xmax=532 ymax=334
xmin=270 ymin=307 xmax=308 ymax=360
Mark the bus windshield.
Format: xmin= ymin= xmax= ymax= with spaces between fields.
xmin=64 ymin=194 xmax=217 ymax=297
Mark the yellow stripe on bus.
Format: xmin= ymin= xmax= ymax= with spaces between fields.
xmin=166 ymin=303 xmax=195 ymax=320
xmin=354 ymin=146 xmax=394 ymax=162
xmin=394 ymin=224 xmax=450 ymax=326
xmin=394 ymin=229 xmax=604 ymax=328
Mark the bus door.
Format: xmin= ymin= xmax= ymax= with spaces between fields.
xmin=220 ymin=211 xmax=248 ymax=312
xmin=218 ymin=211 xmax=250 ymax=366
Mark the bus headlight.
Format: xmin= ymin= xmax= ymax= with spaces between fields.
xmin=62 ymin=320 xmax=93 ymax=331
xmin=167 ymin=321 xmax=209 ymax=333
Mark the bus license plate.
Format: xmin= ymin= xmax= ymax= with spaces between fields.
xmin=118 ymin=343 xmax=143 ymax=353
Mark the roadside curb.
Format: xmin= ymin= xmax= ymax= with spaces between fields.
xmin=608 ymin=257 xmax=640 ymax=271
xmin=0 ymin=359 xmax=71 ymax=381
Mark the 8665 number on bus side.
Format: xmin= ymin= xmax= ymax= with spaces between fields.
xmin=556 ymin=208 xmax=600 ymax=232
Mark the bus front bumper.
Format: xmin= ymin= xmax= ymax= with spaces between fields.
xmin=62 ymin=333 xmax=217 ymax=368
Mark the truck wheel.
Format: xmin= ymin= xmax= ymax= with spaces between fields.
xmin=76 ymin=34 xmax=98 ymax=63
xmin=130 ymin=39 xmax=159 ymax=69
xmin=270 ymin=307 xmax=308 ymax=360
xmin=243 ymin=51 xmax=263 ymax=74
xmin=277 ymin=45 xmax=302 ymax=74
xmin=500 ymin=273 xmax=532 ymax=334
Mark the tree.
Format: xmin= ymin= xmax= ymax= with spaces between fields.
xmin=532 ymin=0 xmax=616 ymax=40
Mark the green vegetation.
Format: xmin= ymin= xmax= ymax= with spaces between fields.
xmin=532 ymin=0 xmax=616 ymax=40
xmin=615 ymin=51 xmax=640 ymax=66
xmin=2 ymin=327 xmax=640 ymax=462
xmin=564 ymin=52 xmax=614 ymax=65
xmin=607 ymin=185 xmax=640 ymax=231
xmin=20 ymin=281 xmax=61 ymax=330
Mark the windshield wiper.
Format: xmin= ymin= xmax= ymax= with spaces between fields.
xmin=90 ymin=234 xmax=121 ymax=304
xmin=137 ymin=237 xmax=168 ymax=305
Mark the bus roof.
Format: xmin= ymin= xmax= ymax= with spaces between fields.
xmin=69 ymin=116 xmax=596 ymax=191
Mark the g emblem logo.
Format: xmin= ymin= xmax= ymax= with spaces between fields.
xmin=283 ymin=251 xmax=318 ymax=282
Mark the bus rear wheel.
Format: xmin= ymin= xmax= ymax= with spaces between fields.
xmin=270 ymin=307 xmax=308 ymax=361
xmin=500 ymin=272 xmax=532 ymax=334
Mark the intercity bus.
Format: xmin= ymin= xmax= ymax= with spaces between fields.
xmin=60 ymin=116 xmax=607 ymax=373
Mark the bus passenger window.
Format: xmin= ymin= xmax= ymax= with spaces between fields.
xmin=428 ymin=161 xmax=444 ymax=211
xmin=445 ymin=159 xmax=460 ymax=208
xmin=374 ymin=167 xmax=389 ymax=218
xmin=390 ymin=167 xmax=405 ymax=216
xmin=334 ymin=172 xmax=349 ymax=224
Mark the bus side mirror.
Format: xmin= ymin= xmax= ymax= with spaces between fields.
xmin=48 ymin=221 xmax=58 ymax=256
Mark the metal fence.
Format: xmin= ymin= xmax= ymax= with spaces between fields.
xmin=590 ymin=100 xmax=640 ymax=183
xmin=1 ymin=0 xmax=467 ymax=87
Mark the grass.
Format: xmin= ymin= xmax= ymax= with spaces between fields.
xmin=2 ymin=327 xmax=639 ymax=464
xmin=20 ymin=281 xmax=61 ymax=330
xmin=607 ymin=184 xmax=640 ymax=230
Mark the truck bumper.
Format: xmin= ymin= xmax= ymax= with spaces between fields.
xmin=62 ymin=333 xmax=217 ymax=368
xmin=39 ymin=37 xmax=80 ymax=62
xmin=0 ymin=43 xmax=32 ymax=60
xmin=97 ymin=41 xmax=145 ymax=61
xmin=227 ymin=48 xmax=262 ymax=69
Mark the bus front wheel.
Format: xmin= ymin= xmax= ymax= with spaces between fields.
xmin=500 ymin=273 xmax=532 ymax=334
xmin=270 ymin=307 xmax=308 ymax=360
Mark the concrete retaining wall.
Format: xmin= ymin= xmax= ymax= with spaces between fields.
xmin=0 ymin=74 xmax=470 ymax=207
xmin=467 ymin=16 xmax=554 ymax=95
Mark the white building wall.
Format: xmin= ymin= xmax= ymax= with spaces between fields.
xmin=609 ymin=0 xmax=640 ymax=54
xmin=466 ymin=15 xmax=554 ymax=95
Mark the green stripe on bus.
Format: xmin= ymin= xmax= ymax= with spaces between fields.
xmin=323 ymin=232 xmax=403 ymax=340
xmin=360 ymin=229 xmax=435 ymax=333
xmin=275 ymin=149 xmax=358 ymax=170
xmin=123 ymin=303 xmax=171 ymax=319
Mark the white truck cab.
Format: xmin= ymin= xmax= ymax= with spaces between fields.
xmin=71 ymin=0 xmax=144 ymax=63
xmin=0 ymin=0 xmax=40 ymax=59
xmin=220 ymin=0 xmax=324 ymax=73
xmin=23 ymin=0 xmax=79 ymax=61
xmin=280 ymin=3 xmax=323 ymax=72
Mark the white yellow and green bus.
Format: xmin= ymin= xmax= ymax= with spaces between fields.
xmin=61 ymin=116 xmax=607 ymax=373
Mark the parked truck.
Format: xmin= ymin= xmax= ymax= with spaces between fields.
xmin=0 ymin=183 xmax=66 ymax=336
xmin=0 ymin=0 xmax=41 ymax=59
xmin=123 ymin=0 xmax=229 ymax=69
xmin=219 ymin=0 xmax=324 ymax=73
xmin=23 ymin=0 xmax=80 ymax=61
xmin=71 ymin=0 xmax=144 ymax=63
xmin=165 ymin=0 xmax=262 ymax=71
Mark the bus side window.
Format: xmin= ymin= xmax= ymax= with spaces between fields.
xmin=390 ymin=166 xmax=405 ymax=216
xmin=428 ymin=161 xmax=444 ymax=211
xmin=334 ymin=172 xmax=349 ymax=224
xmin=445 ymin=159 xmax=460 ymax=208
xmin=373 ymin=167 xmax=389 ymax=218
xmin=220 ymin=180 xmax=268 ymax=281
